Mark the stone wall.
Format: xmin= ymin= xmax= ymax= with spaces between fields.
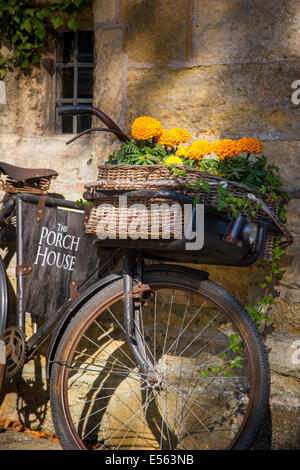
xmin=0 ymin=0 xmax=299 ymax=449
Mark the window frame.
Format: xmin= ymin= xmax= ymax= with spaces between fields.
xmin=54 ymin=29 xmax=94 ymax=134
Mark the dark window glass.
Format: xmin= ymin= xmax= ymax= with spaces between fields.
xmin=77 ymin=115 xmax=92 ymax=133
xmin=78 ymin=68 xmax=93 ymax=99
xmin=61 ymin=115 xmax=73 ymax=134
xmin=62 ymin=32 xmax=74 ymax=63
xmin=78 ymin=31 xmax=93 ymax=63
xmin=55 ymin=30 xmax=94 ymax=134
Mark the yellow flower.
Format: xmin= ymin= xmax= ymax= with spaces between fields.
xmin=187 ymin=140 xmax=213 ymax=160
xmin=156 ymin=127 xmax=191 ymax=146
xmin=165 ymin=155 xmax=183 ymax=165
xmin=132 ymin=116 xmax=163 ymax=140
xmin=238 ymin=137 xmax=264 ymax=154
xmin=175 ymin=145 xmax=188 ymax=158
xmin=212 ymin=139 xmax=241 ymax=159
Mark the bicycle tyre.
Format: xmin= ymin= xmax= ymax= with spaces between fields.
xmin=50 ymin=267 xmax=270 ymax=450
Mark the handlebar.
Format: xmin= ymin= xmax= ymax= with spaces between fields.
xmin=58 ymin=104 xmax=130 ymax=143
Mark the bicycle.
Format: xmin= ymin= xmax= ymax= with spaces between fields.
xmin=0 ymin=104 xmax=276 ymax=450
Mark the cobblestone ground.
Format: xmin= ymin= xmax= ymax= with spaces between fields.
xmin=0 ymin=429 xmax=62 ymax=450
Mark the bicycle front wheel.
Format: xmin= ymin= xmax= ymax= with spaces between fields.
xmin=50 ymin=268 xmax=269 ymax=450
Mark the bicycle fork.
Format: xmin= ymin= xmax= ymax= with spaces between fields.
xmin=123 ymin=252 xmax=159 ymax=386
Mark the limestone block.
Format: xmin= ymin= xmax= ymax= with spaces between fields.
xmin=0 ymin=50 xmax=55 ymax=135
xmin=120 ymin=0 xmax=191 ymax=62
xmin=93 ymin=0 xmax=118 ymax=24
xmin=0 ymin=133 xmax=95 ymax=201
xmin=126 ymin=62 xmax=300 ymax=141
xmin=266 ymin=333 xmax=300 ymax=379
xmin=262 ymin=143 xmax=300 ymax=193
xmin=0 ymin=81 xmax=5 ymax=105
xmin=93 ymin=27 xmax=124 ymax=125
xmin=268 ymin=373 xmax=300 ymax=449
xmin=192 ymin=0 xmax=300 ymax=64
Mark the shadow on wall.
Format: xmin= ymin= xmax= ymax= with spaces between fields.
xmin=120 ymin=0 xmax=299 ymax=142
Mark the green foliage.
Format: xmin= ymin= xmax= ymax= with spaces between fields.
xmin=75 ymin=198 xmax=92 ymax=206
xmin=0 ymin=0 xmax=87 ymax=78
xmin=246 ymin=238 xmax=285 ymax=327
xmin=216 ymin=183 xmax=262 ymax=218
xmin=194 ymin=154 xmax=288 ymax=203
xmin=107 ymin=138 xmax=174 ymax=166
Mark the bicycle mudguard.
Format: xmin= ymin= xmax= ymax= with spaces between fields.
xmin=46 ymin=264 xmax=209 ymax=379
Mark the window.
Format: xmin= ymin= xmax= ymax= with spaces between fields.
xmin=54 ymin=30 xmax=94 ymax=133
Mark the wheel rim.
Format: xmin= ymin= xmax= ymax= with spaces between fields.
xmin=58 ymin=282 xmax=255 ymax=450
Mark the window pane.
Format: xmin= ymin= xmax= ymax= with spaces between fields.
xmin=62 ymin=115 xmax=74 ymax=133
xmin=62 ymin=32 xmax=75 ymax=63
xmin=77 ymin=114 xmax=92 ymax=133
xmin=78 ymin=68 xmax=93 ymax=99
xmin=78 ymin=31 xmax=93 ymax=63
xmin=56 ymin=113 xmax=74 ymax=134
xmin=56 ymin=68 xmax=74 ymax=99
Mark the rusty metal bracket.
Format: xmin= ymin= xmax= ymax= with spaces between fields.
xmin=69 ymin=280 xmax=79 ymax=302
xmin=16 ymin=264 xmax=33 ymax=276
xmin=36 ymin=194 xmax=47 ymax=223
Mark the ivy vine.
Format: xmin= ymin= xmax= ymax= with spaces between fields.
xmin=0 ymin=0 xmax=89 ymax=79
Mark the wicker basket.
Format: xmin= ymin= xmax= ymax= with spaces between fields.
xmin=84 ymin=164 xmax=293 ymax=263
xmin=85 ymin=196 xmax=185 ymax=240
xmin=85 ymin=164 xmax=280 ymax=219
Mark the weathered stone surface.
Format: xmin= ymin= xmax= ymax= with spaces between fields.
xmin=0 ymin=50 xmax=55 ymax=135
xmin=192 ymin=0 xmax=300 ymax=64
xmin=93 ymin=0 xmax=118 ymax=24
xmin=267 ymin=333 xmax=300 ymax=379
xmin=92 ymin=26 xmax=125 ymax=162
xmin=0 ymin=430 xmax=62 ymax=450
xmin=126 ymin=62 xmax=300 ymax=141
xmin=0 ymin=81 xmax=5 ymax=105
xmin=120 ymin=0 xmax=192 ymax=62
xmin=0 ymin=133 xmax=96 ymax=201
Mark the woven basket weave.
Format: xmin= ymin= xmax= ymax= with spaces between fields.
xmin=85 ymin=164 xmax=280 ymax=219
xmin=84 ymin=164 xmax=293 ymax=262
xmin=85 ymin=196 xmax=185 ymax=240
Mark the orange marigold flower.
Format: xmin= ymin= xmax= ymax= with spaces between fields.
xmin=156 ymin=127 xmax=191 ymax=146
xmin=212 ymin=139 xmax=241 ymax=159
xmin=238 ymin=137 xmax=264 ymax=154
xmin=187 ymin=140 xmax=213 ymax=160
xmin=171 ymin=127 xmax=191 ymax=143
xmin=131 ymin=116 xmax=163 ymax=140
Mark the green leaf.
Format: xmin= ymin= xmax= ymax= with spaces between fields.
xmin=32 ymin=19 xmax=46 ymax=40
xmin=21 ymin=18 xmax=32 ymax=33
xmin=67 ymin=17 xmax=78 ymax=31
xmin=51 ymin=15 xmax=64 ymax=29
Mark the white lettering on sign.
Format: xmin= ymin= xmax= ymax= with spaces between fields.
xmin=34 ymin=224 xmax=81 ymax=271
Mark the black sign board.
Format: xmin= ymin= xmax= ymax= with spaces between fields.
xmin=17 ymin=196 xmax=101 ymax=320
